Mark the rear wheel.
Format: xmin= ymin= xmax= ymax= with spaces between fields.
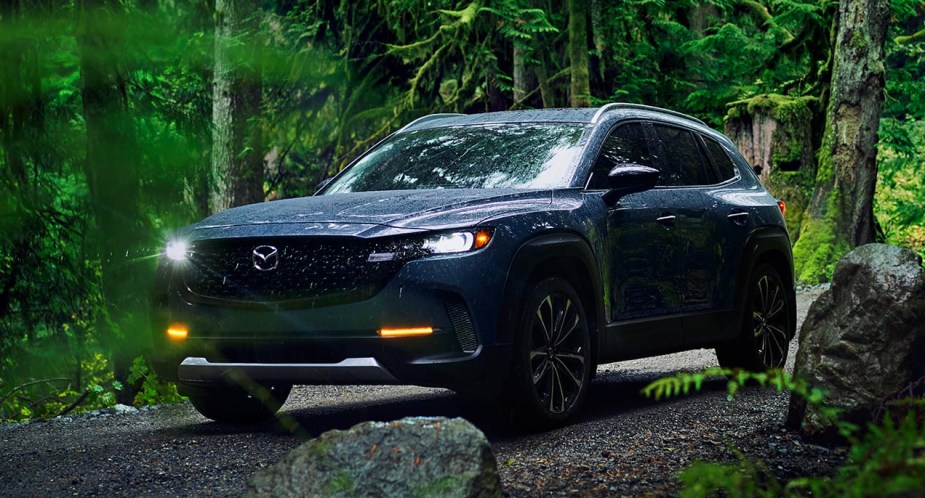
xmin=508 ymin=277 xmax=592 ymax=428
xmin=716 ymin=264 xmax=793 ymax=371
xmin=185 ymin=383 xmax=292 ymax=424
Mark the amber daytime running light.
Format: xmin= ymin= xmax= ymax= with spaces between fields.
xmin=166 ymin=324 xmax=189 ymax=341
xmin=377 ymin=327 xmax=434 ymax=337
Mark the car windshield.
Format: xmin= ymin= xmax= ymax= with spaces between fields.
xmin=323 ymin=123 xmax=588 ymax=193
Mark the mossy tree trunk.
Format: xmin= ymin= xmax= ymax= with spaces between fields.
xmin=211 ymin=0 xmax=264 ymax=214
xmin=568 ymin=0 xmax=590 ymax=107
xmin=791 ymin=0 xmax=890 ymax=283
xmin=725 ymin=95 xmax=819 ymax=241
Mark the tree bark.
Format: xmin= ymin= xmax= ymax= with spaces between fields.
xmin=791 ymin=0 xmax=890 ymax=283
xmin=76 ymin=0 xmax=147 ymax=404
xmin=725 ymin=95 xmax=818 ymax=242
xmin=568 ymin=0 xmax=590 ymax=107
xmin=211 ymin=0 xmax=264 ymax=214
xmin=512 ymin=43 xmax=528 ymax=104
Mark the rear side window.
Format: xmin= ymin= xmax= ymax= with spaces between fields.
xmin=701 ymin=136 xmax=737 ymax=182
xmin=588 ymin=123 xmax=654 ymax=189
xmin=652 ymin=124 xmax=713 ymax=186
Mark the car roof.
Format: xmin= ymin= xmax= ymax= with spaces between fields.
xmin=399 ymin=103 xmax=707 ymax=133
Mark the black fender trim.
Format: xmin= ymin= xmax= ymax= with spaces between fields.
xmin=734 ymin=226 xmax=797 ymax=338
xmin=497 ymin=233 xmax=606 ymax=358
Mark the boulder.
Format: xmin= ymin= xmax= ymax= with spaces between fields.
xmin=246 ymin=417 xmax=502 ymax=498
xmin=787 ymin=244 xmax=925 ymax=438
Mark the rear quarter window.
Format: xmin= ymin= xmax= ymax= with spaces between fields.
xmin=701 ymin=136 xmax=738 ymax=183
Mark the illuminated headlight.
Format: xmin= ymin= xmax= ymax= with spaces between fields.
xmin=422 ymin=229 xmax=493 ymax=255
xmin=423 ymin=232 xmax=475 ymax=254
xmin=165 ymin=239 xmax=190 ymax=261
xmin=367 ymin=229 xmax=494 ymax=262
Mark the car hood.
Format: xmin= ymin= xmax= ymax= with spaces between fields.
xmin=185 ymin=189 xmax=553 ymax=240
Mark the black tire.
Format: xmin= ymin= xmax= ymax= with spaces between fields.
xmin=508 ymin=277 xmax=592 ymax=428
xmin=186 ymin=383 xmax=292 ymax=424
xmin=716 ymin=264 xmax=793 ymax=371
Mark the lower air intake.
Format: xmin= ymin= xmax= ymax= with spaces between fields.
xmin=446 ymin=300 xmax=478 ymax=353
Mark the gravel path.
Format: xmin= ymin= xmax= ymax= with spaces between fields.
xmin=1 ymin=287 xmax=842 ymax=497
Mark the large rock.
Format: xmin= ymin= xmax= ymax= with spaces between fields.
xmin=246 ymin=417 xmax=502 ymax=498
xmin=787 ymin=244 xmax=925 ymax=438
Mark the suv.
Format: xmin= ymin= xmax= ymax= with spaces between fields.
xmin=152 ymin=103 xmax=796 ymax=426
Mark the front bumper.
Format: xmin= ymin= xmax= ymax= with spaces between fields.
xmin=151 ymin=246 xmax=515 ymax=390
xmin=177 ymin=357 xmax=400 ymax=384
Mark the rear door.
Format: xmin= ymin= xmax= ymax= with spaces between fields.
xmin=649 ymin=123 xmax=721 ymax=318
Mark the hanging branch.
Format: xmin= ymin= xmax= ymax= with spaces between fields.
xmin=0 ymin=378 xmax=71 ymax=407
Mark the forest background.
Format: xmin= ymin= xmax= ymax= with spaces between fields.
xmin=1 ymin=0 xmax=923 ymax=420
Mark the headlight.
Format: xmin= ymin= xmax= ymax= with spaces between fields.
xmin=367 ymin=229 xmax=493 ymax=262
xmin=165 ymin=239 xmax=190 ymax=261
xmin=422 ymin=229 xmax=493 ymax=254
xmin=423 ymin=232 xmax=475 ymax=254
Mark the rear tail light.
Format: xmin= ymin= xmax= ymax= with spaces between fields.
xmin=777 ymin=200 xmax=786 ymax=216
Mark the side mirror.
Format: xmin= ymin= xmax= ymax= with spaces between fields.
xmin=603 ymin=164 xmax=659 ymax=205
xmin=752 ymin=164 xmax=763 ymax=176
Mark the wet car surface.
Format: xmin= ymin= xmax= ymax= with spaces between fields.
xmin=152 ymin=103 xmax=796 ymax=427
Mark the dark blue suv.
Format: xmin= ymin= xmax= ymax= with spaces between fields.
xmin=152 ymin=104 xmax=796 ymax=426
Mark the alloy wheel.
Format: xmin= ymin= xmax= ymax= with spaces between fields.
xmin=752 ymin=274 xmax=789 ymax=368
xmin=528 ymin=293 xmax=588 ymax=414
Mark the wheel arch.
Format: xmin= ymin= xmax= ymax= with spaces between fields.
xmin=735 ymin=226 xmax=797 ymax=338
xmin=498 ymin=232 xmax=605 ymax=362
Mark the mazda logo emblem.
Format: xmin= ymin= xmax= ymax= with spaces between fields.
xmin=252 ymin=245 xmax=279 ymax=271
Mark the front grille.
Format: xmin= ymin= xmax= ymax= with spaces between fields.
xmin=446 ymin=299 xmax=478 ymax=353
xmin=182 ymin=237 xmax=406 ymax=305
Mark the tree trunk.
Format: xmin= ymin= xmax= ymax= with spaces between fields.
xmin=76 ymin=0 xmax=147 ymax=404
xmin=791 ymin=0 xmax=890 ymax=283
xmin=568 ymin=0 xmax=590 ymax=107
xmin=725 ymin=95 xmax=819 ymax=242
xmin=211 ymin=0 xmax=264 ymax=214
xmin=512 ymin=43 xmax=528 ymax=104
xmin=590 ymin=0 xmax=606 ymax=80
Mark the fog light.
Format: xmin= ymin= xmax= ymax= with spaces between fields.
xmin=167 ymin=324 xmax=188 ymax=341
xmin=378 ymin=326 xmax=434 ymax=337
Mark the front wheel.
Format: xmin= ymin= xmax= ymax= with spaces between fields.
xmin=508 ymin=277 xmax=592 ymax=428
xmin=185 ymin=383 xmax=292 ymax=424
xmin=716 ymin=264 xmax=793 ymax=371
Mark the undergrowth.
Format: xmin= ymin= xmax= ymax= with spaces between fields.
xmin=643 ymin=368 xmax=925 ymax=497
xmin=1 ymin=355 xmax=184 ymax=422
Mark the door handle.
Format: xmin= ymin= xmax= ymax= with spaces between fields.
xmin=727 ymin=211 xmax=749 ymax=224
xmin=656 ymin=214 xmax=677 ymax=227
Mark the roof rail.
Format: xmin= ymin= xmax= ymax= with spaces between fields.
xmin=397 ymin=113 xmax=465 ymax=133
xmin=592 ymin=103 xmax=706 ymax=126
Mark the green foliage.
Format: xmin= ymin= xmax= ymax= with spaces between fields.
xmin=126 ymin=356 xmax=185 ymax=407
xmin=642 ymin=367 xmax=825 ymax=408
xmin=875 ymin=4 xmax=925 ymax=261
xmin=0 ymin=353 xmax=122 ymax=421
xmin=643 ymin=368 xmax=925 ymax=497
xmin=680 ymin=448 xmax=785 ymax=498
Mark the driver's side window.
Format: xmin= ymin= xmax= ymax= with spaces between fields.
xmin=588 ymin=122 xmax=654 ymax=189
